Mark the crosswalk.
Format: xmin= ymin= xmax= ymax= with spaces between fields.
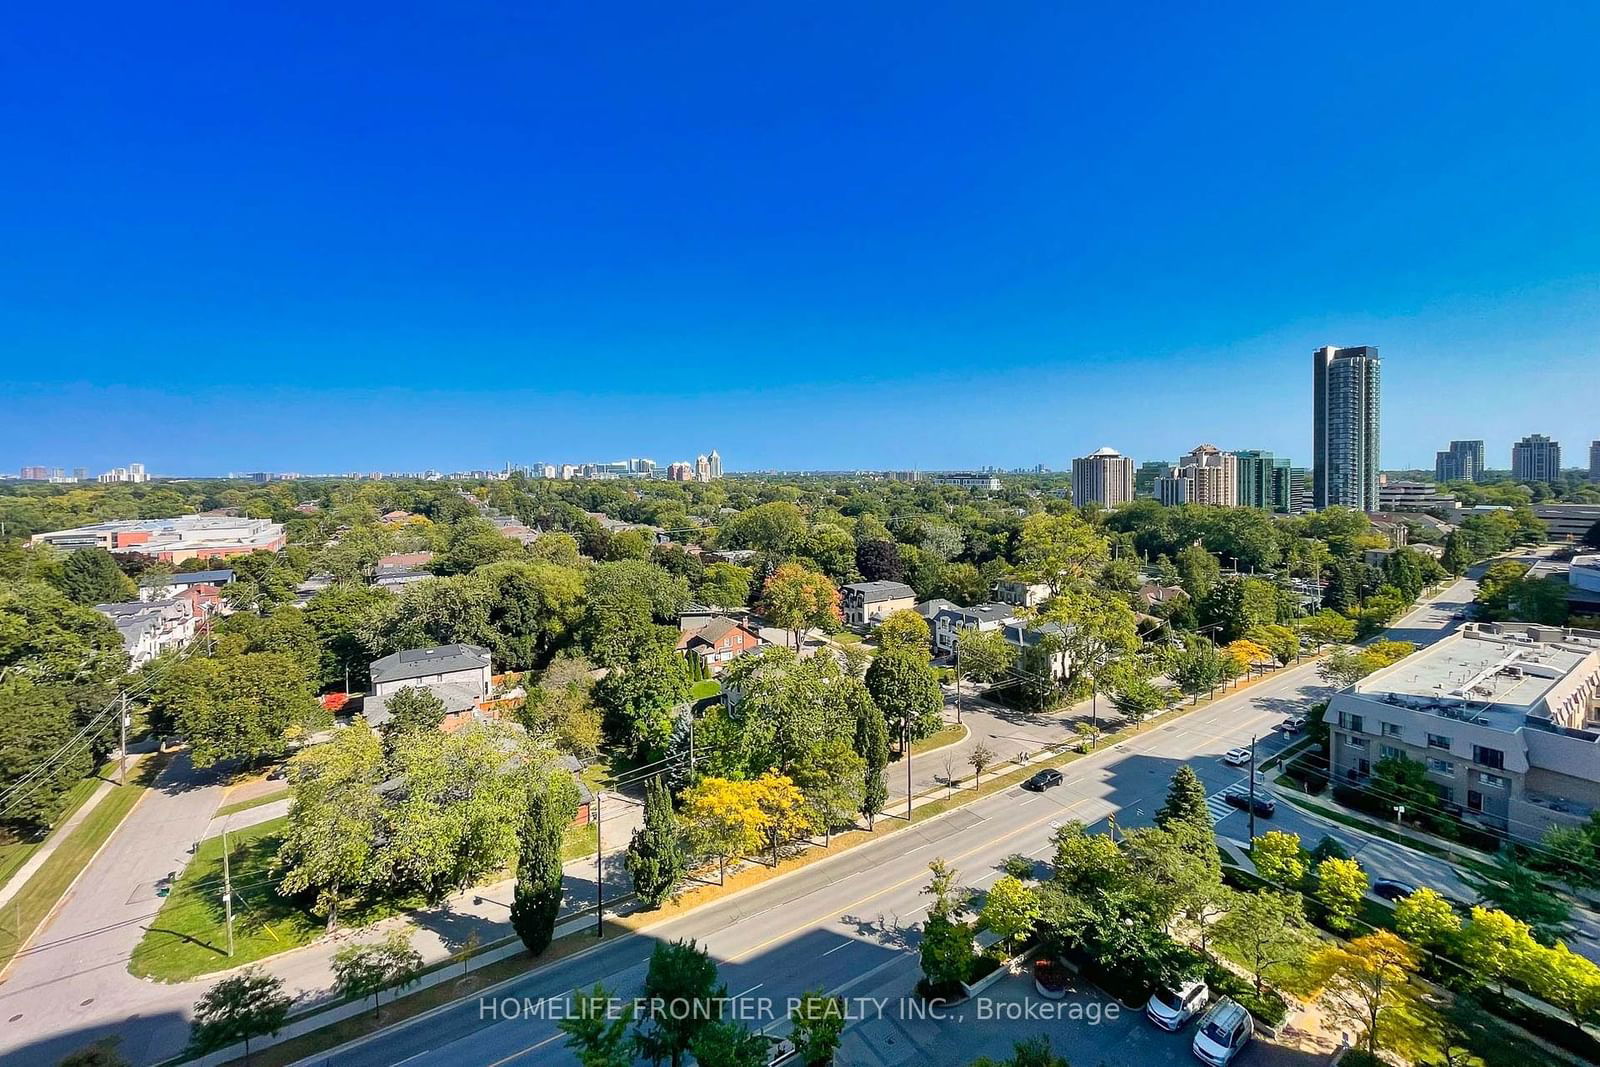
xmin=1204 ymin=789 xmax=1240 ymax=825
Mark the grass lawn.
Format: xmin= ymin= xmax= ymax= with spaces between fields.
xmin=908 ymin=722 xmax=968 ymax=756
xmin=578 ymin=760 xmax=615 ymax=794
xmin=0 ymin=762 xmax=117 ymax=895
xmin=215 ymin=788 xmax=290 ymax=818
xmin=689 ymin=679 xmax=722 ymax=701
xmin=562 ymin=822 xmax=599 ymax=862
xmin=129 ymin=815 xmax=419 ymax=982
xmin=0 ymin=757 xmax=163 ymax=973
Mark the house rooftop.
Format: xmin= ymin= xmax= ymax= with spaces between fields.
xmin=844 ymin=580 xmax=916 ymax=602
xmin=370 ymin=644 xmax=492 ymax=685
xmin=140 ymin=569 xmax=234 ymax=587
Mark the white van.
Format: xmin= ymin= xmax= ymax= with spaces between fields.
xmin=1191 ymin=997 xmax=1253 ymax=1065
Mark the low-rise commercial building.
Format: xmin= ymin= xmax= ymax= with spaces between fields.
xmin=31 ymin=517 xmax=285 ymax=562
xmin=928 ymin=472 xmax=1003 ymax=491
xmin=1327 ymin=623 xmax=1600 ymax=843
xmin=1533 ymin=503 xmax=1600 ymax=544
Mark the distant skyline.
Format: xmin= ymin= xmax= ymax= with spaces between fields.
xmin=4 ymin=4 xmax=1598 ymax=474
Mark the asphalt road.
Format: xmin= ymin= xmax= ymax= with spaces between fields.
xmin=283 ymin=580 xmax=1482 ymax=1067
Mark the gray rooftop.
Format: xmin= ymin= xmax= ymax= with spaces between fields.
xmin=370 ymin=644 xmax=492 ymax=685
xmin=140 ymin=569 xmax=234 ymax=587
xmin=844 ymin=580 xmax=916 ymax=603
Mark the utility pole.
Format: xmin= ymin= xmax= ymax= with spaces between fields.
xmin=118 ymin=691 xmax=129 ymax=785
xmin=954 ymin=642 xmax=962 ymax=725
xmin=222 ymin=825 xmax=235 ymax=957
xmin=905 ymin=720 xmax=913 ymax=821
xmin=1247 ymin=735 xmax=1258 ymax=841
xmin=594 ymin=792 xmax=604 ymax=939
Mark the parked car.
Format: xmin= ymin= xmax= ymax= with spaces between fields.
xmin=1373 ymin=879 xmax=1418 ymax=903
xmin=1023 ymin=768 xmax=1064 ymax=791
xmin=1222 ymin=747 xmax=1251 ymax=766
xmin=1277 ymin=715 xmax=1306 ymax=733
xmin=1223 ymin=789 xmax=1275 ymax=817
xmin=1192 ymin=997 xmax=1254 ymax=1065
xmin=1146 ymin=978 xmax=1209 ymax=1031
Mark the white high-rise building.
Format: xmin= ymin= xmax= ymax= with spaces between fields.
xmin=707 ymin=450 xmax=722 ymax=480
xmin=1071 ymin=448 xmax=1134 ymax=509
xmin=1511 ymin=434 xmax=1561 ymax=483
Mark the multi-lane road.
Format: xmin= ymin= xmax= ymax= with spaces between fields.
xmin=271 ymin=577 xmax=1483 ymax=1067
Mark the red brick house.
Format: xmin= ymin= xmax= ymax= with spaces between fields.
xmin=676 ymin=616 xmax=763 ymax=672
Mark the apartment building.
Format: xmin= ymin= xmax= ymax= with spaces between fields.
xmin=1435 ymin=440 xmax=1485 ymax=484
xmin=1234 ymin=449 xmax=1292 ymax=512
xmin=1072 ymin=448 xmax=1135 ymax=509
xmin=1312 ymin=345 xmax=1382 ymax=511
xmin=841 ymin=580 xmax=917 ymax=626
xmin=1327 ymin=623 xmax=1600 ymax=843
xmin=1156 ymin=444 xmax=1237 ymax=507
xmin=1512 ymin=434 xmax=1562 ymax=483
xmin=96 ymin=599 xmax=196 ymax=667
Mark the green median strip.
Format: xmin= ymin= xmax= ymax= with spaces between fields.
xmin=0 ymin=755 xmax=166 ymax=975
xmin=214 ymin=788 xmax=290 ymax=819
xmin=0 ymin=761 xmax=117 ymax=896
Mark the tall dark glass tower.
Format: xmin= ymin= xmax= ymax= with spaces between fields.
xmin=1312 ymin=345 xmax=1381 ymax=511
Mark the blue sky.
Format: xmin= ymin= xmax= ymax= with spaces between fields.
xmin=3 ymin=2 xmax=1598 ymax=475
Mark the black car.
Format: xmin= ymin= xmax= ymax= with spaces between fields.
xmin=1373 ymin=879 xmax=1418 ymax=903
xmin=1222 ymin=790 xmax=1275 ymax=817
xmin=1023 ymin=768 xmax=1064 ymax=792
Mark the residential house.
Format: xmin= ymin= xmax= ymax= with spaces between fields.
xmin=677 ymin=616 xmax=763 ymax=672
xmin=96 ymin=598 xmax=196 ymax=667
xmin=991 ymin=579 xmax=1052 ymax=608
xmin=928 ymin=602 xmax=1017 ymax=654
xmin=139 ymin=569 xmax=235 ymax=601
xmin=841 ymin=580 xmax=917 ymax=626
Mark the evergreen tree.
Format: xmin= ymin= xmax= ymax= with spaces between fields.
xmin=626 ymin=775 xmax=686 ymax=909
xmin=1154 ymin=766 xmax=1211 ymax=836
xmin=510 ymin=770 xmax=579 ymax=955
xmin=854 ymin=696 xmax=890 ymax=828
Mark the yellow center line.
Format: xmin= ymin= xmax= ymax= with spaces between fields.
xmin=726 ymin=794 xmax=1089 ymax=964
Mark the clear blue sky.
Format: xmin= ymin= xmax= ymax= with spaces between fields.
xmin=4 ymin=2 xmax=1598 ymax=476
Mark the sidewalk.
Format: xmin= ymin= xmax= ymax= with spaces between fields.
xmin=0 ymin=773 xmax=125 ymax=913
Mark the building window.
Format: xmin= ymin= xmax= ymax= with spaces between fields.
xmin=1479 ymin=772 xmax=1509 ymax=789
xmin=1380 ymin=745 xmax=1403 ymax=761
xmin=1426 ymin=734 xmax=1452 ymax=750
xmin=1438 ymin=787 xmax=1454 ymax=803
xmin=1427 ymin=758 xmax=1455 ymax=776
xmin=1472 ymin=745 xmax=1505 ymax=770
xmin=1383 ymin=722 xmax=1403 ymax=737
xmin=1468 ymin=790 xmax=1484 ymax=812
xmin=1346 ymin=734 xmax=1367 ymax=749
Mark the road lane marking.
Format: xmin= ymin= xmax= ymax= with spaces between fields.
xmin=485 ymin=1031 xmax=561 ymax=1067
xmin=821 ymin=941 xmax=853 ymax=957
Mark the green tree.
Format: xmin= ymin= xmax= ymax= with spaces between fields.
xmin=981 ymin=874 xmax=1040 ymax=951
xmin=1310 ymin=931 xmax=1423 ymax=1059
xmin=1175 ymin=543 xmax=1221 ymax=603
xmin=791 ymin=739 xmax=867 ymax=839
xmin=688 ymin=1020 xmax=769 ymax=1067
xmin=0 ymin=678 xmax=95 ymax=834
xmin=719 ymin=501 xmax=808 ymax=554
xmin=56 ymin=1037 xmax=131 ymax=1067
xmin=1154 ymin=765 xmax=1210 ymax=836
xmin=1298 ymin=609 xmax=1356 ymax=648
xmin=276 ymin=720 xmax=384 ymax=929
xmin=866 ymin=649 xmax=944 ymax=743
xmin=697 ymin=563 xmax=752 ymax=609
xmin=1212 ymin=890 xmax=1316 ymax=995
xmin=967 ymin=741 xmax=995 ymax=787
xmin=330 ymin=930 xmax=423 ymax=1020
xmin=955 ymin=625 xmax=1018 ymax=684
xmin=1169 ymin=640 xmax=1227 ymax=702
xmin=558 ymin=983 xmax=635 ymax=1067
xmin=187 ymin=968 xmax=292 ymax=1062
xmin=382 ymin=685 xmax=447 ymax=739
xmin=1464 ymin=849 xmax=1571 ymax=944
xmin=593 ymin=644 xmax=692 ymax=759
xmin=381 ymin=723 xmax=540 ymax=901
xmin=874 ymin=609 xmax=931 ymax=654
xmin=1459 ymin=906 xmax=1539 ymax=996
xmin=972 ymin=1035 xmax=1071 ymax=1067
xmin=1250 ymin=830 xmax=1306 ymax=888
xmin=148 ymin=652 xmax=321 ymax=768
xmin=854 ymin=695 xmax=890 ymax=828
xmin=1314 ymin=855 xmax=1369 ymax=933
xmin=304 ymin=582 xmax=395 ymax=689
xmin=634 ymin=938 xmax=725 ymax=1067
xmin=1393 ymin=886 xmax=1461 ymax=952
xmin=1017 ymin=512 xmax=1109 ymax=595
xmin=54 ymin=548 xmax=136 ymax=605
xmin=431 ymin=517 xmax=524 ymax=575
xmin=510 ymin=770 xmax=580 ymax=955
xmin=789 ymin=991 xmax=845 ymax=1066
xmin=626 ymin=775 xmax=686 ymax=909
xmin=759 ymin=563 xmax=840 ymax=651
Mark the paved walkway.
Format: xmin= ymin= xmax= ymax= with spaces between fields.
xmin=0 ymin=774 xmax=123 ymax=914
